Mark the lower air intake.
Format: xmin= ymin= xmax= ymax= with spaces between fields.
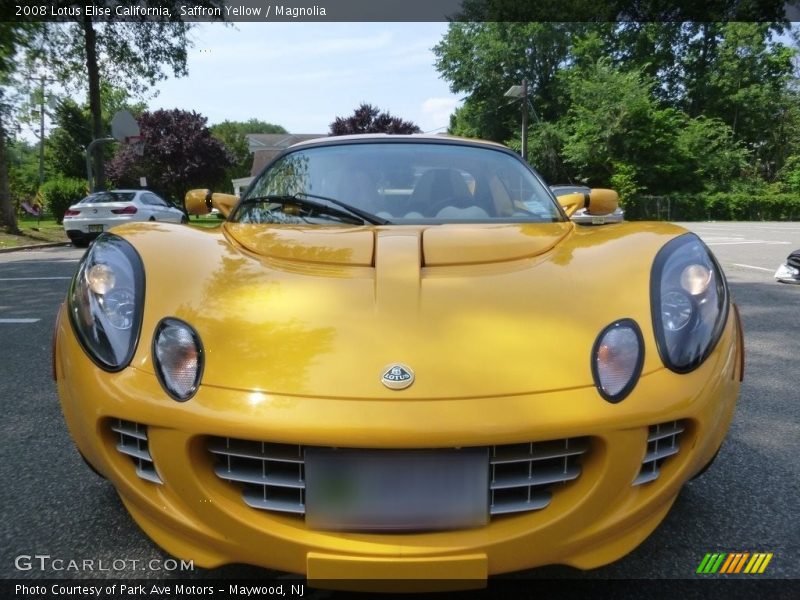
xmin=633 ymin=420 xmax=685 ymax=486
xmin=110 ymin=419 xmax=162 ymax=484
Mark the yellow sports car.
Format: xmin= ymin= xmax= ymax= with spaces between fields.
xmin=54 ymin=134 xmax=743 ymax=590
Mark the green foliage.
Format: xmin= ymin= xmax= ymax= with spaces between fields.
xmin=46 ymin=98 xmax=93 ymax=180
xmin=777 ymin=155 xmax=800 ymax=193
xmin=433 ymin=20 xmax=799 ymax=202
xmin=7 ymin=139 xmax=42 ymax=207
xmin=672 ymin=116 xmax=747 ymax=192
xmin=39 ymin=176 xmax=86 ymax=224
xmin=40 ymin=4 xmax=226 ymax=189
xmin=434 ymin=22 xmax=587 ymax=142
xmin=210 ymin=119 xmax=287 ymax=179
xmin=609 ymin=162 xmax=642 ymax=204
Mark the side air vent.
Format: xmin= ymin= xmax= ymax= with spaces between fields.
xmin=208 ymin=438 xmax=305 ymax=514
xmin=489 ymin=438 xmax=589 ymax=515
xmin=110 ymin=419 xmax=162 ymax=484
xmin=633 ymin=420 xmax=685 ymax=486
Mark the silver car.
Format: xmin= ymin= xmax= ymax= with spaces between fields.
xmin=63 ymin=189 xmax=188 ymax=247
xmin=549 ymin=184 xmax=624 ymax=225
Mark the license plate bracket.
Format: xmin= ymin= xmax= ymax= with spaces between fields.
xmin=304 ymin=448 xmax=489 ymax=532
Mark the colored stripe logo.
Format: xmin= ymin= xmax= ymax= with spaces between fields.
xmin=696 ymin=552 xmax=773 ymax=574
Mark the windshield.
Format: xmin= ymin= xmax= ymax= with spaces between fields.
xmin=235 ymin=142 xmax=564 ymax=224
xmin=80 ymin=192 xmax=136 ymax=204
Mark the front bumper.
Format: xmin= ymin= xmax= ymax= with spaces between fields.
xmin=55 ymin=305 xmax=742 ymax=587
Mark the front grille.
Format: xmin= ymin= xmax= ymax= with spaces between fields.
xmin=633 ymin=420 xmax=685 ymax=486
xmin=208 ymin=439 xmax=305 ymax=514
xmin=208 ymin=436 xmax=589 ymax=521
xmin=489 ymin=438 xmax=589 ymax=515
xmin=110 ymin=419 xmax=162 ymax=484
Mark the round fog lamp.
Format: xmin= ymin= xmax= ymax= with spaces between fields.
xmin=153 ymin=318 xmax=203 ymax=401
xmin=592 ymin=319 xmax=644 ymax=403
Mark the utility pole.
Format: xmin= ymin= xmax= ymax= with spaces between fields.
xmin=31 ymin=74 xmax=56 ymax=188
xmin=521 ymin=78 xmax=528 ymax=162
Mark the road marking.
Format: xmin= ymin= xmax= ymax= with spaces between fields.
xmin=0 ymin=318 xmax=40 ymax=323
xmin=732 ymin=263 xmax=774 ymax=272
xmin=0 ymin=277 xmax=72 ymax=281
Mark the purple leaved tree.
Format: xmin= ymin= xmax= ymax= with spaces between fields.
xmin=106 ymin=109 xmax=233 ymax=204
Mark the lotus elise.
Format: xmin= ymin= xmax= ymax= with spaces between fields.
xmin=54 ymin=134 xmax=743 ymax=589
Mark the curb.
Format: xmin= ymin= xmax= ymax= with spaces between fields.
xmin=0 ymin=242 xmax=72 ymax=254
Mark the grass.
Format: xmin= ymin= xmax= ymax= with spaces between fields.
xmin=0 ymin=216 xmax=69 ymax=250
xmin=0 ymin=213 xmax=225 ymax=250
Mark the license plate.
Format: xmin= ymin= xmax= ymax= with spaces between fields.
xmin=304 ymin=448 xmax=489 ymax=532
xmin=88 ymin=225 xmax=103 ymax=233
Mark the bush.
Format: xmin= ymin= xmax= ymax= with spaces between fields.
xmin=39 ymin=177 xmax=88 ymax=224
xmin=625 ymin=193 xmax=800 ymax=221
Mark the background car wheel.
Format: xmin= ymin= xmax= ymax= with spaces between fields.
xmin=72 ymin=240 xmax=89 ymax=248
xmin=181 ymin=215 xmax=188 ymax=224
xmin=148 ymin=216 xmax=156 ymax=221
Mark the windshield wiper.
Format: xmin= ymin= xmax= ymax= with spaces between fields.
xmin=241 ymin=192 xmax=390 ymax=225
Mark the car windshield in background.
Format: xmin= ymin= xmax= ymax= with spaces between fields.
xmin=235 ymin=142 xmax=564 ymax=225
xmin=80 ymin=192 xmax=136 ymax=204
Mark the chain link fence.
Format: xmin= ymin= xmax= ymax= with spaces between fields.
xmin=623 ymin=193 xmax=800 ymax=221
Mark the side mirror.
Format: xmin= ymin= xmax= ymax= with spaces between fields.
xmin=185 ymin=189 xmax=238 ymax=218
xmin=557 ymin=188 xmax=619 ymax=217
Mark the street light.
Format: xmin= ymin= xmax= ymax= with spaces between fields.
xmin=504 ymin=79 xmax=529 ymax=161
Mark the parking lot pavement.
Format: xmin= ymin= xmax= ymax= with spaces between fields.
xmin=679 ymin=222 xmax=800 ymax=279
xmin=0 ymin=224 xmax=798 ymax=585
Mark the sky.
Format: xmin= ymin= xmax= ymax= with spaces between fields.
xmin=144 ymin=22 xmax=462 ymax=135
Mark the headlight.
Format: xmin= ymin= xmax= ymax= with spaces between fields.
xmin=68 ymin=234 xmax=145 ymax=370
xmin=651 ymin=233 xmax=729 ymax=373
xmin=153 ymin=318 xmax=203 ymax=401
xmin=591 ymin=319 xmax=644 ymax=402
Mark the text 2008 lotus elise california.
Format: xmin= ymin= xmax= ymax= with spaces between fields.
xmin=54 ymin=135 xmax=743 ymax=589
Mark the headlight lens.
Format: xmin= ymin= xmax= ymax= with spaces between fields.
xmin=591 ymin=319 xmax=644 ymax=402
xmin=153 ymin=318 xmax=203 ymax=401
xmin=68 ymin=234 xmax=144 ymax=370
xmin=651 ymin=233 xmax=729 ymax=373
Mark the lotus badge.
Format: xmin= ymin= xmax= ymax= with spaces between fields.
xmin=381 ymin=364 xmax=414 ymax=390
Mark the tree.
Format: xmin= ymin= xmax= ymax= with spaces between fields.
xmin=433 ymin=20 xmax=798 ymax=197
xmin=46 ymin=84 xmax=145 ymax=180
xmin=43 ymin=2 xmax=225 ymax=190
xmin=0 ymin=22 xmax=46 ymax=233
xmin=434 ymin=22 xmax=588 ymax=142
xmin=330 ymin=103 xmax=421 ymax=135
xmin=210 ymin=119 xmax=287 ymax=179
xmin=106 ymin=109 xmax=233 ymax=202
xmin=7 ymin=139 xmax=43 ymax=211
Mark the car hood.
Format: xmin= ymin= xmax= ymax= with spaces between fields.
xmin=118 ymin=220 xmax=686 ymax=399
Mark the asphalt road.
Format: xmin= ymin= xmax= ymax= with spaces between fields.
xmin=0 ymin=223 xmax=798 ymax=590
